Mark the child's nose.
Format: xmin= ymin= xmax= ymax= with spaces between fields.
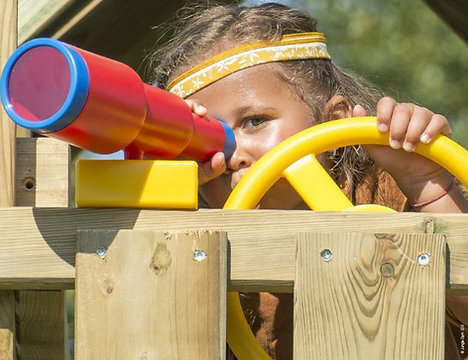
xmin=225 ymin=142 xmax=250 ymax=172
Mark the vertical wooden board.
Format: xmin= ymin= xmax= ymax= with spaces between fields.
xmin=294 ymin=232 xmax=446 ymax=360
xmin=0 ymin=292 xmax=16 ymax=360
xmin=14 ymin=138 xmax=71 ymax=360
xmin=15 ymin=291 xmax=69 ymax=360
xmin=0 ymin=0 xmax=17 ymax=207
xmin=0 ymin=1 xmax=18 ymax=359
xmin=15 ymin=138 xmax=70 ymax=207
xmin=75 ymin=230 xmax=227 ymax=360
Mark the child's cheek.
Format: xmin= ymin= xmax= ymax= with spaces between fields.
xmin=251 ymin=126 xmax=290 ymax=160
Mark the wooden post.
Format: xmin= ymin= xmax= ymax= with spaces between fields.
xmin=294 ymin=232 xmax=446 ymax=359
xmin=14 ymin=138 xmax=71 ymax=360
xmin=15 ymin=138 xmax=70 ymax=207
xmin=75 ymin=230 xmax=227 ymax=359
xmin=0 ymin=0 xmax=18 ymax=358
xmin=0 ymin=0 xmax=17 ymax=206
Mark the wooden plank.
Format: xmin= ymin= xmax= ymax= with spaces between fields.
xmin=0 ymin=0 xmax=17 ymax=206
xmin=423 ymin=0 xmax=468 ymax=43
xmin=15 ymin=138 xmax=70 ymax=207
xmin=75 ymin=230 xmax=227 ymax=359
xmin=14 ymin=137 xmax=70 ymax=359
xmin=51 ymin=0 xmax=104 ymax=40
xmin=294 ymin=232 xmax=445 ymax=359
xmin=0 ymin=209 xmax=466 ymax=293
xmin=0 ymin=292 xmax=16 ymax=360
xmin=15 ymin=291 xmax=69 ymax=360
xmin=0 ymin=0 xmax=18 ymax=358
xmin=18 ymin=0 xmax=73 ymax=43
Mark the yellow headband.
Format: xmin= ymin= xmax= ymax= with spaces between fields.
xmin=167 ymin=32 xmax=330 ymax=98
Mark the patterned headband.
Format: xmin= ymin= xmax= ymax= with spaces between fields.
xmin=166 ymin=32 xmax=331 ymax=98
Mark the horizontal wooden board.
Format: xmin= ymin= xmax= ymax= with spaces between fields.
xmin=0 ymin=208 xmax=466 ymax=293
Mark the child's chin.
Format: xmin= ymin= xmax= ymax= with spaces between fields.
xmin=256 ymin=182 xmax=305 ymax=210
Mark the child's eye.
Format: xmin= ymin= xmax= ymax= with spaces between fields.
xmin=244 ymin=116 xmax=268 ymax=128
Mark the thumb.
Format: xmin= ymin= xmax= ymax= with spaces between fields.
xmin=352 ymin=104 xmax=367 ymax=117
xmin=198 ymin=152 xmax=226 ymax=185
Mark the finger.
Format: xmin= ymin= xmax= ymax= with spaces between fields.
xmin=376 ymin=96 xmax=397 ymax=132
xmin=420 ymin=114 xmax=452 ymax=143
xmin=388 ymin=103 xmax=413 ymax=149
xmin=352 ymin=104 xmax=367 ymax=117
xmin=198 ymin=152 xmax=226 ymax=185
xmin=193 ymin=102 xmax=208 ymax=116
xmin=402 ymin=106 xmax=432 ymax=152
xmin=185 ymin=100 xmax=208 ymax=116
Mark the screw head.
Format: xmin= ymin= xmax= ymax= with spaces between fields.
xmin=417 ymin=253 xmax=430 ymax=266
xmin=381 ymin=263 xmax=394 ymax=277
xmin=96 ymin=246 xmax=107 ymax=259
xmin=193 ymin=249 xmax=206 ymax=262
xmin=320 ymin=249 xmax=333 ymax=261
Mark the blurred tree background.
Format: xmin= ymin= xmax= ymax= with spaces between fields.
xmin=295 ymin=0 xmax=468 ymax=146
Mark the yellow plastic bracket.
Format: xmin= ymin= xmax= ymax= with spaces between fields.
xmin=75 ymin=160 xmax=198 ymax=209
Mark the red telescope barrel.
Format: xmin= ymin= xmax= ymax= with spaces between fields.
xmin=0 ymin=38 xmax=235 ymax=161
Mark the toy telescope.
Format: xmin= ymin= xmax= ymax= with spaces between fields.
xmin=0 ymin=38 xmax=235 ymax=161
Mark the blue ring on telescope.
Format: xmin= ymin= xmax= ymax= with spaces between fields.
xmin=219 ymin=120 xmax=236 ymax=160
xmin=0 ymin=37 xmax=89 ymax=133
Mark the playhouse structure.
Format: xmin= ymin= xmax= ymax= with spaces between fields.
xmin=1 ymin=1 xmax=467 ymax=359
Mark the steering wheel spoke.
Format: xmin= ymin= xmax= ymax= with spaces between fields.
xmin=283 ymin=154 xmax=353 ymax=210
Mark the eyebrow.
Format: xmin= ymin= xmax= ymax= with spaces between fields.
xmin=234 ymin=105 xmax=277 ymax=118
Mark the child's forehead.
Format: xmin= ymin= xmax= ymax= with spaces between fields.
xmin=188 ymin=64 xmax=298 ymax=104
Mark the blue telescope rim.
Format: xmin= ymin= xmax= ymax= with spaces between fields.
xmin=220 ymin=120 xmax=236 ymax=159
xmin=0 ymin=37 xmax=89 ymax=133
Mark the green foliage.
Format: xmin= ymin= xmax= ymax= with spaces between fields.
xmin=300 ymin=0 xmax=468 ymax=146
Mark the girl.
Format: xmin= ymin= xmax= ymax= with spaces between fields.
xmin=148 ymin=3 xmax=468 ymax=358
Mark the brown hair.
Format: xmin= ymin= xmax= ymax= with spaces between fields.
xmin=147 ymin=2 xmax=384 ymax=200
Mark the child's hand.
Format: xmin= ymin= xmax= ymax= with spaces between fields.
xmin=373 ymin=96 xmax=451 ymax=150
xmin=184 ymin=100 xmax=227 ymax=185
xmin=354 ymin=97 xmax=457 ymax=209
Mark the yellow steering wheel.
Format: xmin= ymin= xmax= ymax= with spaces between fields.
xmin=223 ymin=116 xmax=468 ymax=359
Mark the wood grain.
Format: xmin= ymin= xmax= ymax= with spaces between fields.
xmin=14 ymin=138 xmax=71 ymax=359
xmin=0 ymin=209 xmax=465 ymax=294
xmin=18 ymin=0 xmax=73 ymax=43
xmin=0 ymin=292 xmax=16 ymax=360
xmin=0 ymin=1 xmax=18 ymax=358
xmin=75 ymin=230 xmax=227 ymax=359
xmin=294 ymin=232 xmax=446 ymax=359
xmin=15 ymin=291 xmax=69 ymax=360
xmin=15 ymin=138 xmax=70 ymax=207
xmin=0 ymin=0 xmax=16 ymax=207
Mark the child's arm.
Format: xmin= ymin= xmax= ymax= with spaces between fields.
xmin=354 ymin=97 xmax=468 ymax=213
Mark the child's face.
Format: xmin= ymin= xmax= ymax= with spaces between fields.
xmin=188 ymin=64 xmax=317 ymax=209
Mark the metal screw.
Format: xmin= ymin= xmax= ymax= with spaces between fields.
xmin=320 ymin=249 xmax=333 ymax=261
xmin=96 ymin=246 xmax=107 ymax=259
xmin=417 ymin=253 xmax=430 ymax=266
xmin=194 ymin=249 xmax=206 ymax=262
xmin=381 ymin=263 xmax=394 ymax=277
